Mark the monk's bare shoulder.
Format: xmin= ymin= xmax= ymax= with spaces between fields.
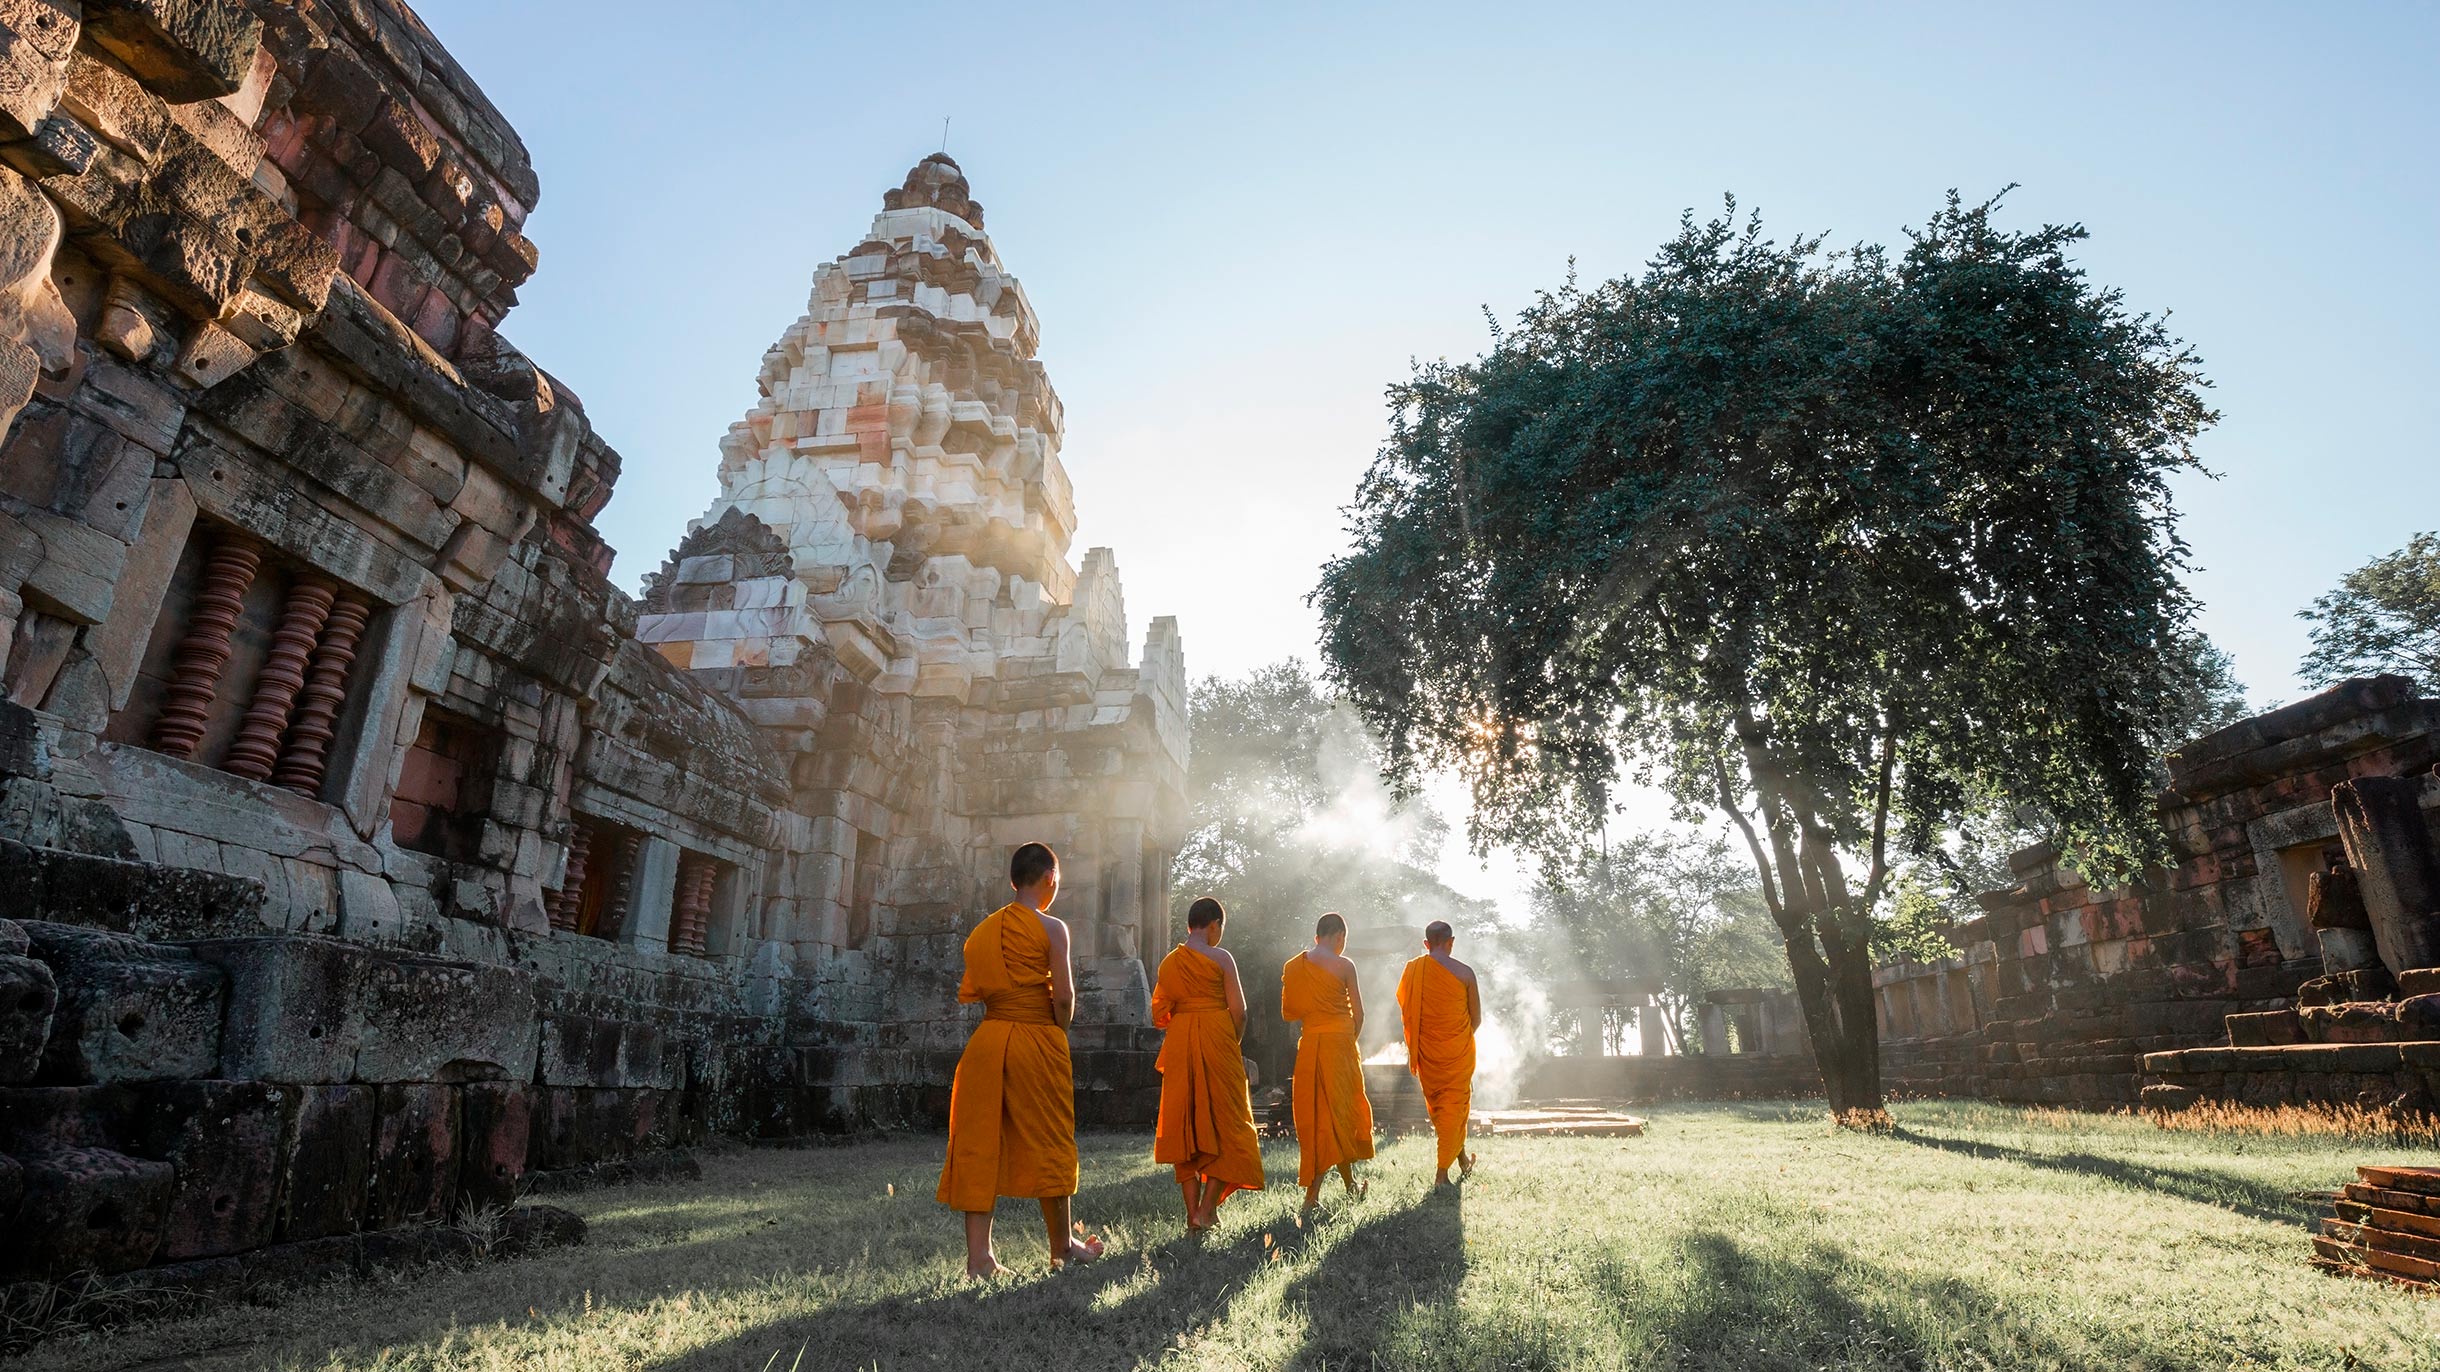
xmin=1038 ymin=911 xmax=1070 ymax=948
xmin=1209 ymin=945 xmax=1239 ymax=973
xmin=1321 ymin=950 xmax=1359 ymax=985
xmin=1444 ymin=956 xmax=1478 ymax=987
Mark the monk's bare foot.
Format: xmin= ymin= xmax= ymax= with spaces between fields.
xmin=1458 ymin=1152 xmax=1477 ymax=1181
xmin=1434 ymin=1170 xmax=1452 ymax=1187
xmin=1059 ymin=1226 xmax=1104 ymax=1264
xmin=964 ymin=1256 xmax=1015 ymax=1280
xmin=1351 ymin=1178 xmax=1369 ymax=1201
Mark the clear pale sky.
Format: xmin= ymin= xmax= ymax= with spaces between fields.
xmin=415 ymin=1 xmax=2437 ymax=909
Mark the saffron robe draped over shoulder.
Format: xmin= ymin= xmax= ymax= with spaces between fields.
xmin=1150 ymin=945 xmax=1266 ymax=1194
xmin=1396 ymin=954 xmax=1477 ymax=1171
xmin=936 ymin=903 xmax=1078 ymax=1211
xmin=1281 ymin=952 xmax=1375 ymax=1188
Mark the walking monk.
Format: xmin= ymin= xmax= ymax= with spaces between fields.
xmin=1281 ymin=911 xmax=1374 ymax=1215
xmin=937 ymin=842 xmax=1104 ymax=1276
xmin=1151 ymin=897 xmax=1265 ymax=1230
xmin=1396 ymin=920 xmax=1482 ymax=1186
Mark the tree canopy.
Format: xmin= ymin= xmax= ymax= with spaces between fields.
xmin=2300 ymin=532 xmax=2440 ymax=693
xmin=1312 ymin=193 xmax=2217 ymax=1113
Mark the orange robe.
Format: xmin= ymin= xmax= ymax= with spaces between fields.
xmin=1281 ymin=952 xmax=1375 ymax=1189
xmin=936 ymin=903 xmax=1077 ymax=1211
xmin=1396 ymin=954 xmax=1477 ymax=1170
xmin=1151 ymin=944 xmax=1265 ymax=1199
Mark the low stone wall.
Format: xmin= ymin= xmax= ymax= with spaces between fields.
xmin=1872 ymin=678 xmax=2440 ymax=1107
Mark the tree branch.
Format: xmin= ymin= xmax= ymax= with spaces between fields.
xmin=1712 ymin=746 xmax=1783 ymax=919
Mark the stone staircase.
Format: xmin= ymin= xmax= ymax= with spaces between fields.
xmin=2314 ymin=1164 xmax=2440 ymax=1289
xmin=2140 ymin=969 xmax=2440 ymax=1113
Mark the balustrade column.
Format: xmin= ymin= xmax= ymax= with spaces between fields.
xmin=603 ymin=831 xmax=645 ymax=938
xmin=550 ymin=822 xmax=593 ymax=933
xmin=224 ymin=577 xmax=335 ymax=780
xmin=151 ymin=535 xmax=262 ymax=759
xmin=270 ymin=588 xmax=372 ymax=795
xmin=671 ymin=853 xmax=717 ymax=956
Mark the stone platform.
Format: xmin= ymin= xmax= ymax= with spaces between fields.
xmin=1469 ymin=1104 xmax=1647 ymax=1138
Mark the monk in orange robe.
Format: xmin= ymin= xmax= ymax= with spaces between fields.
xmin=1152 ymin=896 xmax=1265 ymax=1229
xmin=937 ymin=842 xmax=1103 ymax=1276
xmin=1281 ymin=910 xmax=1374 ymax=1214
xmin=1396 ymin=919 xmax=1482 ymax=1186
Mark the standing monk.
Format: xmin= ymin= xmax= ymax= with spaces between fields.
xmin=1396 ymin=919 xmax=1481 ymax=1186
xmin=937 ymin=843 xmax=1104 ymax=1276
xmin=1281 ymin=911 xmax=1374 ymax=1215
xmin=1152 ymin=897 xmax=1265 ymax=1230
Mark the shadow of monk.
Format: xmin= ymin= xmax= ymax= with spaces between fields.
xmin=1278 ymin=1182 xmax=1467 ymax=1369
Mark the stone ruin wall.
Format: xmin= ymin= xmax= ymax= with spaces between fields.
xmin=1874 ymin=676 xmax=2440 ymax=1110
xmin=0 ymin=0 xmax=1183 ymax=1294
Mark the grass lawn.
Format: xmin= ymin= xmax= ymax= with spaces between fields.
xmin=15 ymin=1100 xmax=2440 ymax=1371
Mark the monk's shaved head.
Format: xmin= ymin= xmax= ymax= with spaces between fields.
xmin=1424 ymin=920 xmax=1454 ymax=946
xmin=1316 ymin=912 xmax=1346 ymax=940
xmin=1187 ymin=897 xmax=1226 ymax=930
xmin=1010 ymin=842 xmax=1058 ymax=888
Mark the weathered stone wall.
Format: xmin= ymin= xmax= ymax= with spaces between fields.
xmin=0 ymin=3 xmax=1182 ymax=1293
xmin=1875 ymin=677 xmax=2440 ymax=1107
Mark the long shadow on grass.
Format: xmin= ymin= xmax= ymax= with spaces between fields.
xmin=646 ymin=1222 xmax=1276 ymax=1372
xmin=1890 ymin=1127 xmax=2311 ymax=1225
xmin=1276 ymin=1182 xmax=1465 ymax=1370
xmin=1633 ymin=1229 xmax=2096 ymax=1370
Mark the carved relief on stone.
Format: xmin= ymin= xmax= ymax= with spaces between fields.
xmin=0 ymin=167 xmax=78 ymax=439
xmin=638 ymin=507 xmax=793 ymax=612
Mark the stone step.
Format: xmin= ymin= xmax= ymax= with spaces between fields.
xmin=2346 ymin=1182 xmax=2440 ymax=1219
xmin=2296 ymin=997 xmax=2440 ymax=1045
xmin=0 ymin=838 xmax=265 ymax=941
xmin=2225 ymin=1010 xmax=2301 ymax=1046
xmin=2142 ymin=1041 xmax=2440 ymax=1074
xmin=2359 ymin=1165 xmax=2440 ymax=1198
xmin=2321 ymin=1217 xmax=2440 ymax=1264
xmin=2334 ymin=1199 xmax=2440 ymax=1241
xmin=2402 ymin=968 xmax=2440 ymax=998
xmin=2311 ymin=1241 xmax=2440 ymax=1288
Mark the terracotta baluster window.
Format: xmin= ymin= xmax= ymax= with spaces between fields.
xmin=270 ymin=588 xmax=372 ymax=795
xmin=549 ymin=821 xmax=592 ymax=933
xmin=224 ymin=576 xmax=336 ymax=780
xmin=600 ymin=831 xmax=645 ymax=940
xmin=671 ymin=852 xmax=718 ymax=956
xmin=150 ymin=535 xmax=262 ymax=759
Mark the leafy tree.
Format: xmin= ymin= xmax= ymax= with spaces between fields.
xmin=1527 ymin=832 xmax=1784 ymax=1055
xmin=1174 ymin=660 xmax=1492 ymax=1081
xmin=1311 ymin=194 xmax=2216 ymax=1115
xmin=2300 ymin=532 xmax=2440 ymax=692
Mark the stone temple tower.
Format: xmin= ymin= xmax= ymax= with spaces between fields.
xmin=636 ymin=157 xmax=1188 ymax=1082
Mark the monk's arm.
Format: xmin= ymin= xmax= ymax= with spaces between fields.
xmin=1465 ymin=974 xmax=1484 ymax=1032
xmin=1046 ymin=917 xmax=1077 ymax=1029
xmin=1221 ymin=952 xmax=1248 ymax=1033
xmin=1345 ymin=964 xmax=1365 ymax=1039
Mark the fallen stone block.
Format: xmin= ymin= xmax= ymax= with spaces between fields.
xmin=0 ymin=952 xmax=58 ymax=1083
xmin=3 ymin=1147 xmax=172 ymax=1278
xmin=22 ymin=923 xmax=222 ymax=1084
xmin=275 ymin=1083 xmax=372 ymax=1242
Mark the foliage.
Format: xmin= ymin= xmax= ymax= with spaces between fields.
xmin=1173 ymin=660 xmax=1491 ymax=1079
xmin=2300 ymin=531 xmax=2440 ymax=693
xmin=1313 ymin=191 xmax=2218 ymax=1109
xmin=1525 ymin=831 xmax=1785 ymax=1053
